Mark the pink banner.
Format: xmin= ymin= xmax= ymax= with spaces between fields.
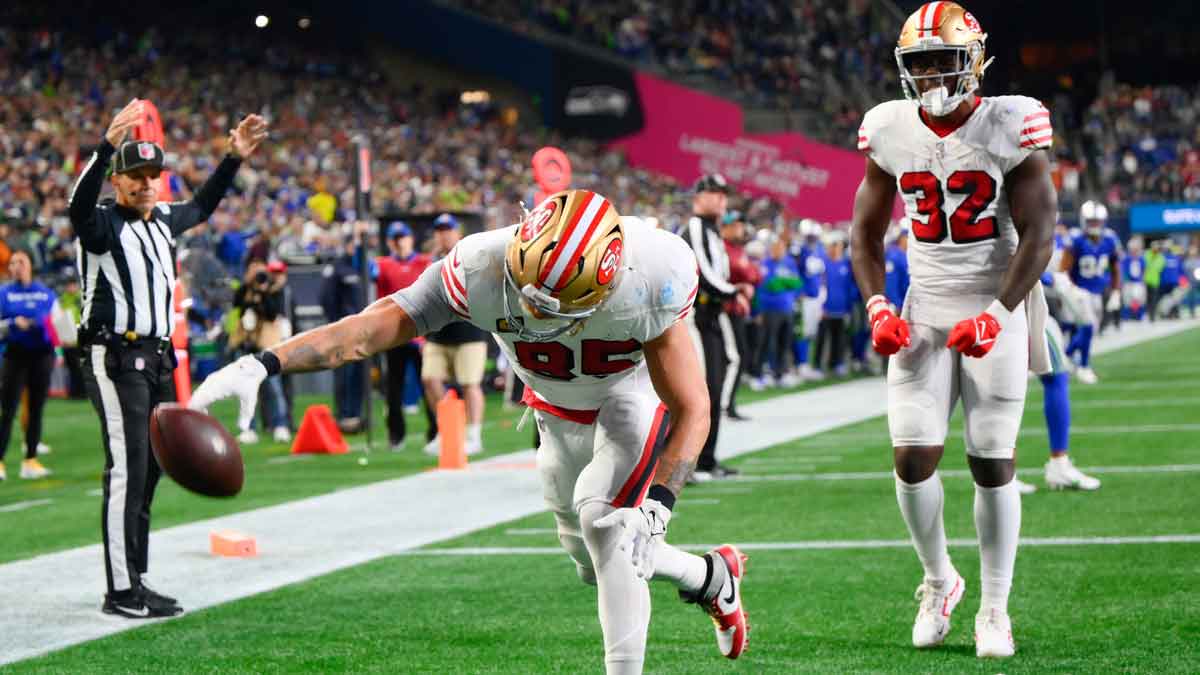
xmin=611 ymin=73 xmax=897 ymax=222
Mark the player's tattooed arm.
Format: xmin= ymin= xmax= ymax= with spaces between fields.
xmin=850 ymin=157 xmax=898 ymax=298
xmin=644 ymin=321 xmax=711 ymax=499
xmin=273 ymin=298 xmax=417 ymax=373
xmin=1002 ymin=150 xmax=1057 ymax=311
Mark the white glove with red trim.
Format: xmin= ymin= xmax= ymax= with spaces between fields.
xmin=593 ymin=498 xmax=671 ymax=579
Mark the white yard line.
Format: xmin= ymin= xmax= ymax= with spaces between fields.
xmin=725 ymin=463 xmax=1200 ymax=484
xmin=0 ymin=499 xmax=54 ymax=514
xmin=0 ymin=317 xmax=1194 ymax=665
xmin=410 ymin=534 xmax=1200 ymax=556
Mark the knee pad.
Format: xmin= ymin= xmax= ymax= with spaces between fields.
xmin=553 ymin=510 xmax=595 ymax=585
xmin=578 ymin=500 xmax=624 ymax=570
xmin=888 ymin=394 xmax=945 ymax=447
xmin=964 ymin=404 xmax=1020 ymax=459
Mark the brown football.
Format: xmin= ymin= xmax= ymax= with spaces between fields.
xmin=150 ymin=404 xmax=244 ymax=497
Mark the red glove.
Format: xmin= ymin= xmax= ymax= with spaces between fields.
xmin=946 ymin=300 xmax=1010 ymax=358
xmin=866 ymin=295 xmax=909 ymax=356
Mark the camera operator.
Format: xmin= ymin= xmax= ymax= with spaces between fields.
xmin=232 ymin=260 xmax=291 ymax=443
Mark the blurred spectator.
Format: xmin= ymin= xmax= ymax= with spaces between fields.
xmin=375 ymin=221 xmax=434 ymax=451
xmin=231 ymin=260 xmax=293 ymax=443
xmin=755 ymin=234 xmax=802 ymax=388
xmin=721 ymin=211 xmax=758 ymax=419
xmin=421 ymin=214 xmax=488 ymax=457
xmin=0 ymin=251 xmax=55 ymax=481
xmin=320 ymin=222 xmax=372 ymax=433
xmin=813 ymin=230 xmax=855 ymax=378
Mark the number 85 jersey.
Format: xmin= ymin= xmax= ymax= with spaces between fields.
xmin=392 ymin=216 xmax=699 ymax=416
xmin=859 ymin=96 xmax=1052 ymax=314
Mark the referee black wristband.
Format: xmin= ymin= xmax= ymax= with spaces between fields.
xmin=647 ymin=485 xmax=676 ymax=511
xmin=255 ymin=351 xmax=281 ymax=376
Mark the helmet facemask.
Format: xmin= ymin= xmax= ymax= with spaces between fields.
xmin=501 ymin=262 xmax=598 ymax=342
xmin=897 ymin=40 xmax=991 ymax=117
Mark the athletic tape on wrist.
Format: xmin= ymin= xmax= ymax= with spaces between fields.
xmin=646 ymin=485 xmax=676 ymax=511
xmin=256 ymin=351 xmax=281 ymax=376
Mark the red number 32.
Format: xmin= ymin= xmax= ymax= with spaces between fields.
xmin=513 ymin=339 xmax=642 ymax=381
xmin=899 ymin=170 xmax=998 ymax=244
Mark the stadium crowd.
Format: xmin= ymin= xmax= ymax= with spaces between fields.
xmin=449 ymin=0 xmax=896 ymax=145
xmin=0 ymin=8 xmax=1197 ymax=463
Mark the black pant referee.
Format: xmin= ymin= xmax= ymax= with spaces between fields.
xmin=683 ymin=174 xmax=745 ymax=480
xmin=68 ymin=99 xmax=267 ymax=618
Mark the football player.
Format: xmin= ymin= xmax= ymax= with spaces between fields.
xmin=1059 ymin=200 xmax=1121 ymax=383
xmin=790 ymin=219 xmax=826 ymax=380
xmin=850 ymin=2 xmax=1057 ymax=659
xmin=1121 ymin=236 xmax=1147 ymax=321
xmin=192 ymin=190 xmax=749 ymax=673
xmin=1018 ymin=233 xmax=1102 ymax=493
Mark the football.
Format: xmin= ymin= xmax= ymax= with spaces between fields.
xmin=149 ymin=404 xmax=244 ymax=497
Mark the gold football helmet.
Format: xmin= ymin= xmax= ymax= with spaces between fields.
xmin=895 ymin=2 xmax=994 ymax=116
xmin=503 ymin=189 xmax=624 ymax=341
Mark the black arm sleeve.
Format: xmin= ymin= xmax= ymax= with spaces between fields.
xmin=164 ymin=154 xmax=243 ymax=236
xmin=685 ymin=217 xmax=737 ymax=300
xmin=68 ymin=140 xmax=117 ymax=252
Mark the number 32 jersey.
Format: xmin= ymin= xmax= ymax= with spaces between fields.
xmin=859 ymin=96 xmax=1051 ymax=321
xmin=393 ymin=217 xmax=699 ymax=417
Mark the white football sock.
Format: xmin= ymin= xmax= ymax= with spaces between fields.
xmin=580 ymin=501 xmax=649 ymax=675
xmin=466 ymin=423 xmax=482 ymax=444
xmin=651 ymin=541 xmax=708 ymax=595
xmin=974 ymin=480 xmax=1021 ymax=614
xmin=895 ymin=472 xmax=953 ymax=584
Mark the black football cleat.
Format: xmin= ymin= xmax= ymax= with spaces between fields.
xmin=102 ymin=589 xmax=183 ymax=619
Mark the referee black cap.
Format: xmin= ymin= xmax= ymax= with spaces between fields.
xmin=112 ymin=140 xmax=165 ymax=175
xmin=692 ymin=173 xmax=729 ymax=194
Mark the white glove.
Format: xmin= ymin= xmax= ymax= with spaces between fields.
xmin=592 ymin=498 xmax=672 ymax=579
xmin=189 ymin=355 xmax=268 ymax=432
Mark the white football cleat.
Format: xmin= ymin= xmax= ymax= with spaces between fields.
xmin=36 ymin=443 xmax=52 ymax=456
xmin=422 ymin=436 xmax=441 ymax=456
xmin=272 ymin=426 xmax=292 ymax=443
xmin=465 ymin=441 xmax=483 ymax=456
xmin=974 ymin=608 xmax=1015 ymax=658
xmin=1045 ymin=457 xmax=1101 ymax=491
xmin=20 ymin=459 xmax=51 ymax=480
xmin=1075 ymin=367 xmax=1099 ymax=384
xmin=237 ymin=429 xmax=259 ymax=445
xmin=702 ymin=545 xmax=749 ymax=659
xmin=912 ymin=571 xmax=965 ymax=648
xmin=1013 ymin=478 xmax=1038 ymax=495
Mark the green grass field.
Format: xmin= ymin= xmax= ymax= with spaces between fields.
xmin=6 ymin=328 xmax=1200 ymax=672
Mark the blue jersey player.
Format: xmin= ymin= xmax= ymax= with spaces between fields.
xmin=1059 ymin=201 xmax=1121 ymax=384
xmin=1120 ymin=237 xmax=1147 ymax=320
xmin=791 ymin=220 xmax=826 ymax=379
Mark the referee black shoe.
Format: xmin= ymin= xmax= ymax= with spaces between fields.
xmin=141 ymin=579 xmax=178 ymax=607
xmin=102 ymin=589 xmax=183 ymax=619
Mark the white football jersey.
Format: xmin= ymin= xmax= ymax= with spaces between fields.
xmin=437 ymin=216 xmax=699 ymax=412
xmin=859 ymin=96 xmax=1052 ymax=311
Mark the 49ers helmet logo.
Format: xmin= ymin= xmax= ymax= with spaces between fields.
xmin=962 ymin=11 xmax=981 ymax=32
xmin=596 ymin=238 xmax=622 ymax=285
xmin=521 ymin=200 xmax=558 ymax=242
xmin=138 ymin=142 xmax=156 ymax=160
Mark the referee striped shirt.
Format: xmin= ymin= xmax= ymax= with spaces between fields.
xmin=68 ymin=140 xmax=242 ymax=339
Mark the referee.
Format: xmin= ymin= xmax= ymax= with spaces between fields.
xmin=68 ymin=99 xmax=267 ymax=619
xmin=684 ymin=174 xmax=750 ymax=481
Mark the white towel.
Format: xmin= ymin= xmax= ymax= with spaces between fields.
xmin=1026 ymin=283 xmax=1051 ymax=375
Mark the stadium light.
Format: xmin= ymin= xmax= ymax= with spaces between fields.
xmin=255 ymin=15 xmax=270 ymax=28
xmin=460 ymin=90 xmax=491 ymax=104
xmin=298 ymin=17 xmax=312 ymax=29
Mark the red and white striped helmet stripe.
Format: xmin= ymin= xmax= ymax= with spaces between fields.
xmin=537 ymin=191 xmax=612 ymax=292
xmin=918 ymin=1 xmax=946 ymax=37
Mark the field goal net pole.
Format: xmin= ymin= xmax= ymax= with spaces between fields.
xmin=353 ymin=135 xmax=376 ymax=454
